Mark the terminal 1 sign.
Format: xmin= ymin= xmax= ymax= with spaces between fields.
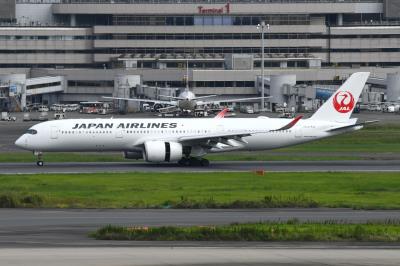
xmin=198 ymin=3 xmax=230 ymax=14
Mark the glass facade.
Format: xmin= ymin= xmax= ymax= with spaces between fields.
xmin=112 ymin=15 xmax=310 ymax=26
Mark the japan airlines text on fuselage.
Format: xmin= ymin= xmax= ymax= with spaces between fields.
xmin=15 ymin=72 xmax=374 ymax=166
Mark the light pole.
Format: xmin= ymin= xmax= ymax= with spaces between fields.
xmin=257 ymin=21 xmax=269 ymax=111
xmin=186 ymin=59 xmax=189 ymax=91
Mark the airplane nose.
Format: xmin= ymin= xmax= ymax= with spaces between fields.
xmin=15 ymin=135 xmax=26 ymax=149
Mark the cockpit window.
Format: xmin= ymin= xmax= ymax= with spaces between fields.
xmin=26 ymin=129 xmax=37 ymax=135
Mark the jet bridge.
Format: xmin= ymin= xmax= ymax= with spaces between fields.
xmin=0 ymin=74 xmax=65 ymax=111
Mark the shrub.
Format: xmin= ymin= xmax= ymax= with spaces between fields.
xmin=21 ymin=194 xmax=44 ymax=207
xmin=0 ymin=194 xmax=20 ymax=208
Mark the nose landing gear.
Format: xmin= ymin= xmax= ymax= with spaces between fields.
xmin=34 ymin=151 xmax=44 ymax=167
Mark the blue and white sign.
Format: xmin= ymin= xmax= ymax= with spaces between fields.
xmin=315 ymin=88 xmax=334 ymax=101
xmin=9 ymin=85 xmax=17 ymax=93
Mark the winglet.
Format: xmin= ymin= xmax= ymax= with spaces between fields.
xmin=274 ymin=115 xmax=303 ymax=131
xmin=215 ymin=108 xmax=229 ymax=119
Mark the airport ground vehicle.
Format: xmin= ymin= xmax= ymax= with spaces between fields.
xmin=66 ymin=104 xmax=80 ymax=112
xmin=38 ymin=112 xmax=49 ymax=121
xmin=368 ymin=104 xmax=382 ymax=112
xmin=51 ymin=104 xmax=80 ymax=112
xmin=240 ymin=106 xmax=254 ymax=114
xmin=80 ymin=102 xmax=111 ymax=114
xmin=38 ymin=105 xmax=49 ymax=112
xmin=26 ymin=103 xmax=41 ymax=112
xmin=16 ymin=73 xmax=376 ymax=167
xmin=141 ymin=103 xmax=151 ymax=112
xmin=382 ymin=104 xmax=400 ymax=113
xmin=1 ymin=112 xmax=16 ymax=121
xmin=23 ymin=113 xmax=31 ymax=121
xmin=50 ymin=104 xmax=66 ymax=112
xmin=54 ymin=113 xmax=66 ymax=120
xmin=278 ymin=112 xmax=295 ymax=118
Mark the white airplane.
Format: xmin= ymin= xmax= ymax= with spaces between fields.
xmin=103 ymin=87 xmax=268 ymax=114
xmin=15 ymin=72 xmax=376 ymax=167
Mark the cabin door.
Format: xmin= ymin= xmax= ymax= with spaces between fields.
xmin=295 ymin=129 xmax=302 ymax=138
xmin=51 ymin=126 xmax=58 ymax=139
xmin=115 ymin=129 xmax=123 ymax=138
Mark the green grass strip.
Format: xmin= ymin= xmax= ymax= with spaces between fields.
xmin=91 ymin=221 xmax=400 ymax=242
xmin=1 ymin=172 xmax=400 ymax=209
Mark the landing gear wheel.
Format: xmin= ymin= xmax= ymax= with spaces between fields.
xmin=34 ymin=151 xmax=44 ymax=167
xmin=189 ymin=157 xmax=201 ymax=167
xmin=178 ymin=158 xmax=190 ymax=167
xmin=200 ymin=158 xmax=210 ymax=167
xmin=179 ymin=157 xmax=210 ymax=167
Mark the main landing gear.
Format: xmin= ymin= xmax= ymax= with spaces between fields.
xmin=178 ymin=157 xmax=210 ymax=167
xmin=35 ymin=151 xmax=44 ymax=167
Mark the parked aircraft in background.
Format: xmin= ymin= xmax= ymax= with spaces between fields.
xmin=103 ymin=87 xmax=269 ymax=114
xmin=16 ymin=72 xmax=376 ymax=167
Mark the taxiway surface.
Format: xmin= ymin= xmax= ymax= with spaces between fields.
xmin=1 ymin=209 xmax=400 ymax=248
xmin=1 ymin=160 xmax=400 ymax=174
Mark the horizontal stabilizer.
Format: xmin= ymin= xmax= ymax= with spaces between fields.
xmin=327 ymin=120 xmax=379 ymax=132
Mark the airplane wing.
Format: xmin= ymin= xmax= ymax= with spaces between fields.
xmin=200 ymin=96 xmax=272 ymax=105
xmin=102 ymin=96 xmax=177 ymax=106
xmin=157 ymin=105 xmax=179 ymax=113
xmin=159 ymin=95 xmax=186 ymax=100
xmin=192 ymin=95 xmax=218 ymax=100
xmin=160 ymin=95 xmax=218 ymax=101
xmin=178 ymin=115 xmax=303 ymax=143
xmin=132 ymin=115 xmax=302 ymax=149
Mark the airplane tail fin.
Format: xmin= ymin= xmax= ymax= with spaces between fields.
xmin=309 ymin=72 xmax=370 ymax=123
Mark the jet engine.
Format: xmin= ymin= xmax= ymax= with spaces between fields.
xmin=123 ymin=151 xmax=143 ymax=160
xmin=153 ymin=103 xmax=164 ymax=112
xmin=144 ymin=141 xmax=183 ymax=162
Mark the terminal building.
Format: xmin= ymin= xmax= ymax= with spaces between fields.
xmin=1 ymin=0 xmax=400 ymax=111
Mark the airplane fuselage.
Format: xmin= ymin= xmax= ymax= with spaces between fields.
xmin=177 ymin=99 xmax=197 ymax=111
xmin=15 ymin=117 xmax=355 ymax=154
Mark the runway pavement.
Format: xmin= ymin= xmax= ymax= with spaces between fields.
xmin=1 ymin=209 xmax=400 ymax=248
xmin=1 ymin=160 xmax=400 ymax=174
xmin=2 ymin=246 xmax=400 ymax=266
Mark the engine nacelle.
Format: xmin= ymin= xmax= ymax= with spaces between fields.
xmin=144 ymin=141 xmax=183 ymax=162
xmin=124 ymin=151 xmax=143 ymax=160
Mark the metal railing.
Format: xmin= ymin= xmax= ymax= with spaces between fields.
xmin=54 ymin=0 xmax=382 ymax=5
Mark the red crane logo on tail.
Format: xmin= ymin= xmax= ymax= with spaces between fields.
xmin=333 ymin=91 xmax=355 ymax=113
